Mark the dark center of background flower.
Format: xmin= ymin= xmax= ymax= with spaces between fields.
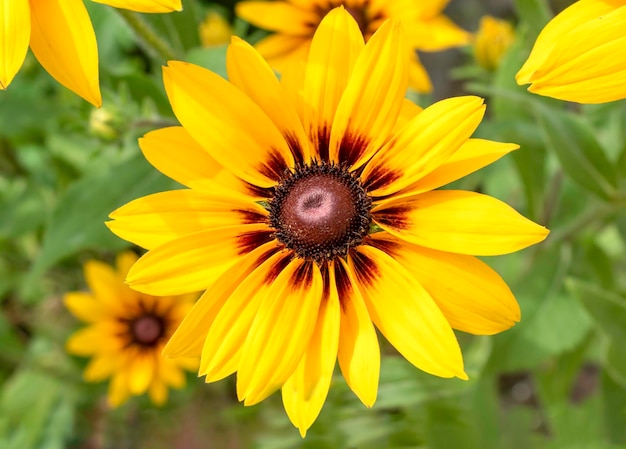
xmin=269 ymin=162 xmax=372 ymax=263
xmin=131 ymin=315 xmax=164 ymax=346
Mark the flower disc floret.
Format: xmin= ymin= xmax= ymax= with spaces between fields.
xmin=269 ymin=161 xmax=372 ymax=263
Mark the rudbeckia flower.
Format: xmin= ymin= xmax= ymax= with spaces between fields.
xmin=65 ymin=251 xmax=197 ymax=407
xmin=0 ymin=0 xmax=182 ymax=106
xmin=107 ymin=8 xmax=549 ymax=435
xmin=235 ymin=0 xmax=470 ymax=93
xmin=516 ymin=0 xmax=626 ymax=103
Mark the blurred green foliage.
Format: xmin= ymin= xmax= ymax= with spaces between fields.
xmin=1 ymin=0 xmax=626 ymax=448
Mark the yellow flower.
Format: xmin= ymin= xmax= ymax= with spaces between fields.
xmin=107 ymin=8 xmax=549 ymax=436
xmin=65 ymin=251 xmax=197 ymax=407
xmin=0 ymin=0 xmax=182 ymax=107
xmin=473 ymin=15 xmax=515 ymax=71
xmin=516 ymin=0 xmax=626 ymax=103
xmin=235 ymin=0 xmax=470 ymax=93
xmin=199 ymin=11 xmax=233 ymax=47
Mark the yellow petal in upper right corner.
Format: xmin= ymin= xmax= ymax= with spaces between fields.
xmin=516 ymin=0 xmax=626 ymax=104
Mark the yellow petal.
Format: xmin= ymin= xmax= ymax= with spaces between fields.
xmin=107 ymin=370 xmax=130 ymax=407
xmin=148 ymin=379 xmax=169 ymax=405
xmin=92 ymin=0 xmax=182 ymax=13
xmin=0 ymin=0 xmax=30 ymax=89
xmin=348 ymin=246 xmax=467 ymax=379
xmin=517 ymin=0 xmax=626 ymax=103
xmin=302 ymin=7 xmax=364 ymax=161
xmin=237 ymin=260 xmax=323 ymax=405
xmin=407 ymin=15 xmax=471 ymax=51
xmin=115 ymin=251 xmax=139 ymax=281
xmin=373 ymin=190 xmax=550 ymax=256
xmin=29 ymin=0 xmax=101 ymax=106
xmin=83 ymin=259 xmax=134 ymax=314
xmin=83 ymin=353 xmax=119 ymax=382
xmin=335 ymin=259 xmax=380 ymax=407
xmin=64 ymin=291 xmax=108 ymax=323
xmin=66 ymin=322 xmax=125 ymax=356
xmin=362 ymin=96 xmax=485 ymax=197
xmin=329 ymin=19 xmax=409 ymax=168
xmin=236 ymin=1 xmax=317 ymax=34
xmin=199 ymin=250 xmax=292 ymax=382
xmin=398 ymin=139 xmax=519 ymax=196
xmin=162 ymin=61 xmax=294 ymax=187
xmin=128 ymin=351 xmax=155 ymax=395
xmin=282 ymin=270 xmax=340 ymax=437
xmin=107 ymin=189 xmax=267 ymax=250
xmin=408 ymin=51 xmax=432 ymax=93
xmin=158 ymin=360 xmax=186 ymax=388
xmin=255 ymin=34 xmax=311 ymax=72
xmin=227 ymin=36 xmax=310 ymax=163
xmin=125 ymin=224 xmax=272 ymax=295
xmin=139 ymin=126 xmax=223 ymax=188
xmin=368 ymin=233 xmax=521 ymax=335
xmin=164 ymin=241 xmax=282 ymax=358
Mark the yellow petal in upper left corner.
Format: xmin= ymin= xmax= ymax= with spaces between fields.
xmin=0 ymin=0 xmax=31 ymax=89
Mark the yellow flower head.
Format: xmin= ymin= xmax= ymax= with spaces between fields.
xmin=516 ymin=0 xmax=626 ymax=104
xmin=235 ymin=0 xmax=470 ymax=93
xmin=199 ymin=11 xmax=233 ymax=47
xmin=0 ymin=0 xmax=182 ymax=107
xmin=65 ymin=251 xmax=198 ymax=407
xmin=473 ymin=15 xmax=515 ymax=71
xmin=107 ymin=8 xmax=548 ymax=436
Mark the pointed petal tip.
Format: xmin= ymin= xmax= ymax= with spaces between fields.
xmin=457 ymin=371 xmax=469 ymax=381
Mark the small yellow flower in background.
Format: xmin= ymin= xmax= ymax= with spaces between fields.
xmin=473 ymin=16 xmax=515 ymax=71
xmin=65 ymin=251 xmax=197 ymax=407
xmin=107 ymin=8 xmax=548 ymax=436
xmin=199 ymin=11 xmax=233 ymax=47
xmin=0 ymin=0 xmax=182 ymax=107
xmin=517 ymin=0 xmax=626 ymax=104
xmin=235 ymin=0 xmax=470 ymax=93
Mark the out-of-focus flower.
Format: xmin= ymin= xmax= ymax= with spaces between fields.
xmin=473 ymin=15 xmax=515 ymax=71
xmin=0 ymin=0 xmax=182 ymax=107
xmin=235 ymin=0 xmax=470 ymax=93
xmin=65 ymin=251 xmax=197 ymax=407
xmin=517 ymin=0 xmax=626 ymax=103
xmin=107 ymin=8 xmax=549 ymax=436
xmin=199 ymin=11 xmax=233 ymax=47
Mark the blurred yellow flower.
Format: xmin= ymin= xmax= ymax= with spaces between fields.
xmin=0 ymin=0 xmax=182 ymax=107
xmin=199 ymin=11 xmax=233 ymax=47
xmin=107 ymin=8 xmax=548 ymax=436
xmin=517 ymin=0 xmax=626 ymax=103
xmin=473 ymin=15 xmax=515 ymax=71
xmin=235 ymin=0 xmax=470 ymax=93
xmin=65 ymin=251 xmax=197 ymax=407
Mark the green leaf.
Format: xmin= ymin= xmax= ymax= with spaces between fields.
xmin=601 ymin=370 xmax=626 ymax=445
xmin=513 ymin=0 xmax=552 ymax=39
xmin=567 ymin=278 xmax=626 ymax=343
xmin=536 ymin=105 xmax=619 ymax=200
xmin=22 ymin=153 xmax=175 ymax=302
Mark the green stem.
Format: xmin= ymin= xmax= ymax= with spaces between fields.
xmin=116 ymin=9 xmax=179 ymax=62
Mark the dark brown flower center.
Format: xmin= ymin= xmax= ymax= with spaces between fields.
xmin=131 ymin=315 xmax=163 ymax=346
xmin=269 ymin=162 xmax=372 ymax=263
xmin=344 ymin=5 xmax=369 ymax=36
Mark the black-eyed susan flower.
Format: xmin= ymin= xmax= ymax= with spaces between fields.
xmin=517 ymin=0 xmax=626 ymax=103
xmin=107 ymin=7 xmax=549 ymax=435
xmin=65 ymin=251 xmax=197 ymax=407
xmin=473 ymin=15 xmax=515 ymax=71
xmin=235 ymin=0 xmax=470 ymax=93
xmin=0 ymin=0 xmax=182 ymax=106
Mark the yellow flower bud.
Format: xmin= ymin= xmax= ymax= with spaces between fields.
xmin=473 ymin=16 xmax=515 ymax=71
xmin=199 ymin=12 xmax=233 ymax=47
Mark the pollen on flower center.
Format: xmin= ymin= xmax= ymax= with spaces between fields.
xmin=131 ymin=315 xmax=163 ymax=346
xmin=269 ymin=162 xmax=372 ymax=263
